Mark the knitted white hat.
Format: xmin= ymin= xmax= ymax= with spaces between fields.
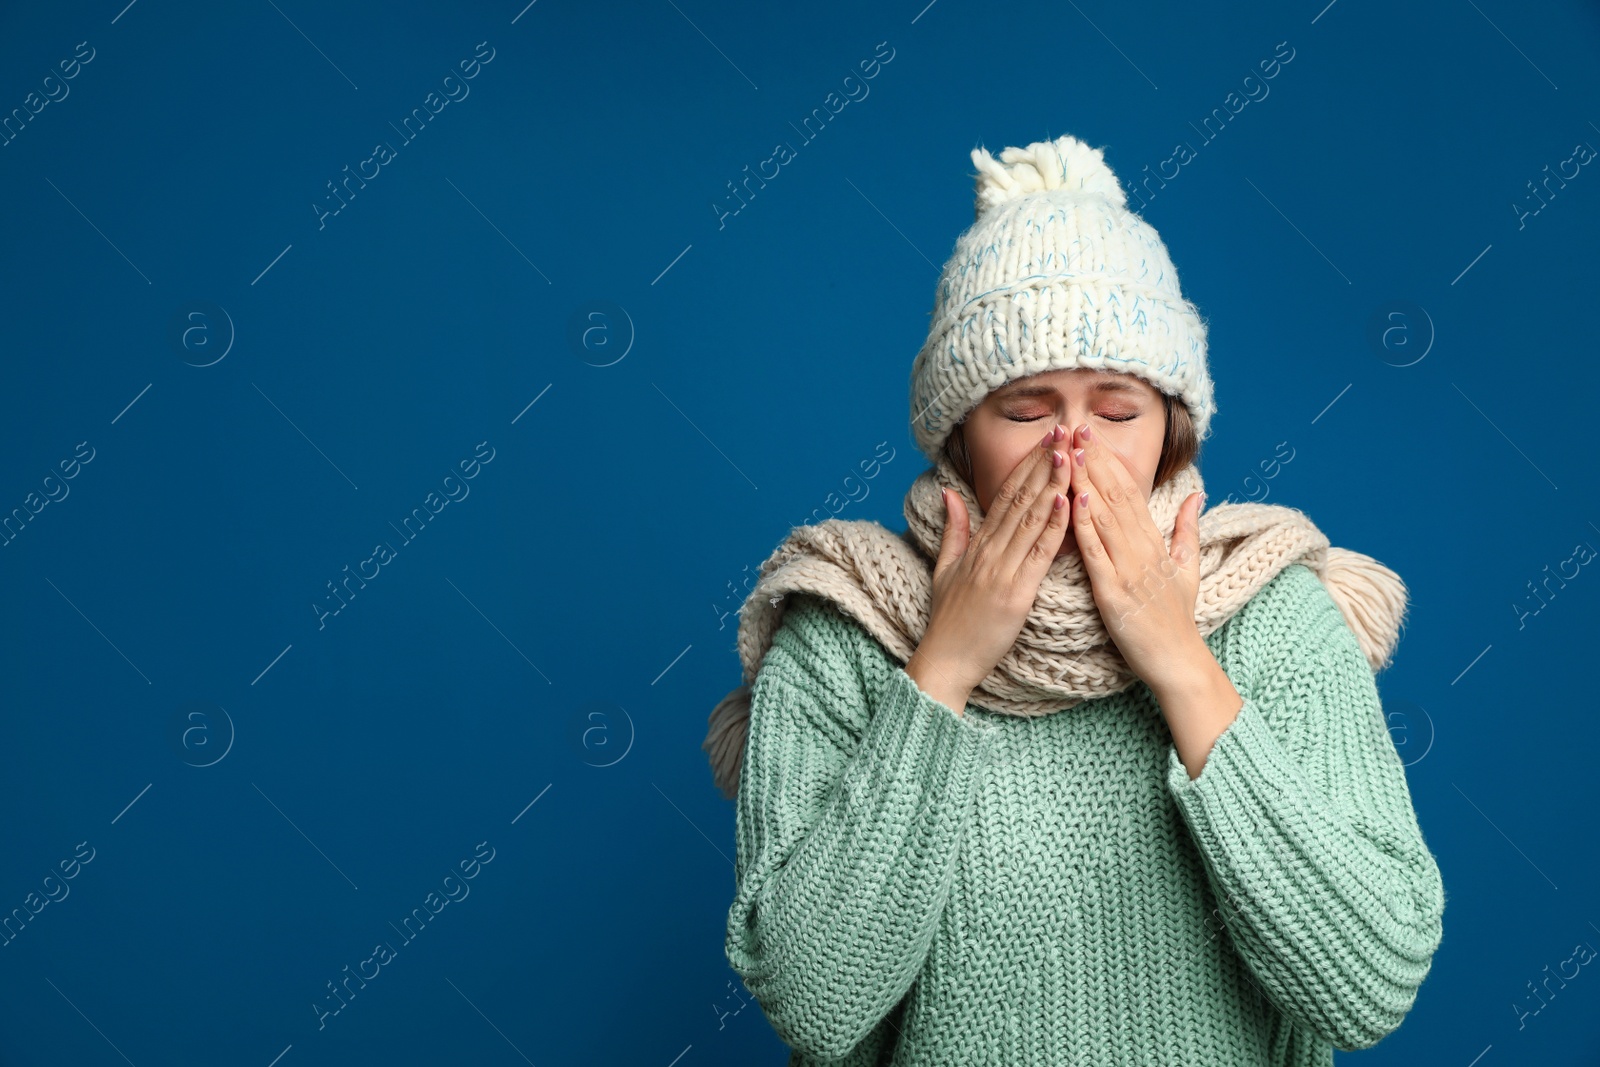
xmin=909 ymin=133 xmax=1216 ymax=463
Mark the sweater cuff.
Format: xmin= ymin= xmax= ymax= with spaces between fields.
xmin=1166 ymin=694 xmax=1296 ymax=810
xmin=856 ymin=666 xmax=1001 ymax=785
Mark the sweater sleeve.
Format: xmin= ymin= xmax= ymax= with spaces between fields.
xmin=1164 ymin=565 xmax=1446 ymax=1052
xmin=723 ymin=595 xmax=1000 ymax=1059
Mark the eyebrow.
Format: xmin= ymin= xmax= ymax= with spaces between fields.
xmin=995 ymin=378 xmax=1146 ymax=399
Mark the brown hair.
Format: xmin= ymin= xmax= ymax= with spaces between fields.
xmin=942 ymin=393 xmax=1199 ymax=494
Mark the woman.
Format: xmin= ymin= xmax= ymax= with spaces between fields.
xmin=705 ymin=133 xmax=1445 ymax=1065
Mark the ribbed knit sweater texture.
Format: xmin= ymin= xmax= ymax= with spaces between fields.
xmin=724 ymin=563 xmax=1446 ymax=1066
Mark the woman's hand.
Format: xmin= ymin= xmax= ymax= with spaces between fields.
xmin=1067 ymin=421 xmax=1207 ymax=700
xmin=906 ymin=426 xmax=1073 ymax=713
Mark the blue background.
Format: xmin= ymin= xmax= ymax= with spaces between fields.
xmin=2 ymin=0 xmax=1597 ymax=1063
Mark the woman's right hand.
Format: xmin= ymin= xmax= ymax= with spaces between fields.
xmin=905 ymin=425 xmax=1074 ymax=715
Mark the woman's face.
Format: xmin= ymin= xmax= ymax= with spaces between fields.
xmin=959 ymin=368 xmax=1167 ymax=559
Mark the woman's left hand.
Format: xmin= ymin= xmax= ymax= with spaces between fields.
xmin=1068 ymin=422 xmax=1207 ymax=698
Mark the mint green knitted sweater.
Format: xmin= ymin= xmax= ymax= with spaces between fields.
xmin=724 ymin=563 xmax=1445 ymax=1065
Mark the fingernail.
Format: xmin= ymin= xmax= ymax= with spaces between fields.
xmin=1050 ymin=450 xmax=1064 ymax=468
xmin=1081 ymin=424 xmax=1093 ymax=441
xmin=1041 ymin=431 xmax=1053 ymax=448
xmin=1073 ymin=448 xmax=1085 ymax=467
xmin=1053 ymin=424 xmax=1065 ymax=441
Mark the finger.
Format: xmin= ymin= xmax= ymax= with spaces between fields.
xmin=1000 ymin=429 xmax=1072 ymax=566
xmin=936 ymin=486 xmax=970 ymax=572
xmin=1070 ymin=472 xmax=1111 ymax=585
xmin=1076 ymin=423 xmax=1152 ymax=546
xmin=1074 ymin=423 xmax=1161 ymax=564
xmin=983 ymin=426 xmax=1064 ymax=555
xmin=1014 ymin=478 xmax=1072 ymax=587
xmin=1174 ymin=492 xmax=1203 ymax=570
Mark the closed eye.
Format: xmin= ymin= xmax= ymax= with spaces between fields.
xmin=1004 ymin=413 xmax=1139 ymax=423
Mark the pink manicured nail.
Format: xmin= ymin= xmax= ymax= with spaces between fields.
xmin=1073 ymin=448 xmax=1085 ymax=467
xmin=1050 ymin=450 xmax=1064 ymax=468
xmin=1041 ymin=431 xmax=1054 ymax=448
xmin=1077 ymin=491 xmax=1088 ymax=507
xmin=1081 ymin=424 xmax=1093 ymax=441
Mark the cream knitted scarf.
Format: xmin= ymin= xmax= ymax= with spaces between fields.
xmin=704 ymin=454 xmax=1410 ymax=799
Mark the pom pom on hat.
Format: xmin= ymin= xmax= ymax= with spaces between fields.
xmin=971 ymin=136 xmax=1128 ymax=219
